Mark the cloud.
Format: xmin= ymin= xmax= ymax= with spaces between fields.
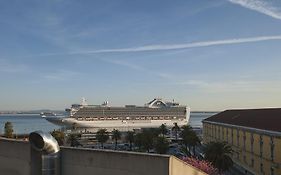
xmin=178 ymin=79 xmax=281 ymax=93
xmin=102 ymin=59 xmax=173 ymax=79
xmin=0 ymin=59 xmax=28 ymax=73
xmin=43 ymin=70 xmax=80 ymax=80
xmin=71 ymin=35 xmax=281 ymax=54
xmin=31 ymin=35 xmax=281 ymax=57
xmin=227 ymin=0 xmax=281 ymax=20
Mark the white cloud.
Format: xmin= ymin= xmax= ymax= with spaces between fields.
xmin=33 ymin=35 xmax=281 ymax=57
xmin=44 ymin=70 xmax=80 ymax=80
xmin=228 ymin=0 xmax=281 ymax=20
xmin=0 ymin=59 xmax=28 ymax=73
xmin=179 ymin=79 xmax=281 ymax=93
xmin=67 ymin=35 xmax=281 ymax=54
xmin=102 ymin=59 xmax=173 ymax=79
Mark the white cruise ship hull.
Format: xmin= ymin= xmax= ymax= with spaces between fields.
xmin=45 ymin=116 xmax=190 ymax=130
xmin=45 ymin=98 xmax=190 ymax=130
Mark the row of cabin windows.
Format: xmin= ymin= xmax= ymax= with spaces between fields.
xmin=75 ymin=116 xmax=181 ymax=121
xmin=204 ymin=124 xmax=275 ymax=162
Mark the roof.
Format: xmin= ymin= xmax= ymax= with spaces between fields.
xmin=203 ymin=108 xmax=281 ymax=133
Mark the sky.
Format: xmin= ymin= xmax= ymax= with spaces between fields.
xmin=1 ymin=0 xmax=281 ymax=111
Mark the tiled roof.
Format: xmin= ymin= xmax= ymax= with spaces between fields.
xmin=203 ymin=108 xmax=281 ymax=133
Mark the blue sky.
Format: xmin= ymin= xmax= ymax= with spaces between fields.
xmin=1 ymin=0 xmax=281 ymax=111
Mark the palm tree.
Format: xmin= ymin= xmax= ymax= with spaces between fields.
xmin=172 ymin=122 xmax=180 ymax=142
xmin=141 ymin=130 xmax=154 ymax=152
xmin=180 ymin=125 xmax=193 ymax=154
xmin=96 ymin=129 xmax=109 ymax=149
xmin=154 ymin=136 xmax=169 ymax=154
xmin=180 ymin=125 xmax=200 ymax=156
xmin=189 ymin=131 xmax=201 ymax=156
xmin=112 ymin=129 xmax=121 ymax=150
xmin=134 ymin=133 xmax=143 ymax=151
xmin=159 ymin=124 xmax=168 ymax=138
xmin=125 ymin=131 xmax=135 ymax=151
xmin=4 ymin=122 xmax=14 ymax=138
xmin=67 ymin=133 xmax=81 ymax=147
xmin=204 ymin=141 xmax=233 ymax=173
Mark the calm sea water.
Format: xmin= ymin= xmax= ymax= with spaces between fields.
xmin=0 ymin=112 xmax=216 ymax=134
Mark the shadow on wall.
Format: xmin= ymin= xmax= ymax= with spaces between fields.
xmin=1 ymin=169 xmax=21 ymax=175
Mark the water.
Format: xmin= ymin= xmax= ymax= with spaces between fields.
xmin=0 ymin=112 xmax=217 ymax=134
xmin=0 ymin=114 xmax=60 ymax=135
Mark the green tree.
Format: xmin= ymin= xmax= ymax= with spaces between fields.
xmin=4 ymin=122 xmax=13 ymax=138
xmin=159 ymin=124 xmax=168 ymax=138
xmin=125 ymin=131 xmax=135 ymax=151
xmin=112 ymin=129 xmax=121 ymax=150
xmin=96 ymin=129 xmax=109 ymax=149
xmin=50 ymin=130 xmax=65 ymax=146
xmin=204 ymin=141 xmax=233 ymax=173
xmin=141 ymin=130 xmax=154 ymax=152
xmin=180 ymin=125 xmax=200 ymax=156
xmin=172 ymin=122 xmax=180 ymax=142
xmin=189 ymin=131 xmax=201 ymax=156
xmin=154 ymin=136 xmax=169 ymax=154
xmin=180 ymin=125 xmax=193 ymax=154
xmin=72 ymin=123 xmax=78 ymax=130
xmin=134 ymin=133 xmax=143 ymax=151
xmin=67 ymin=133 xmax=81 ymax=147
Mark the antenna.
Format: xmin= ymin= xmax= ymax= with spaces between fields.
xmin=81 ymin=97 xmax=88 ymax=106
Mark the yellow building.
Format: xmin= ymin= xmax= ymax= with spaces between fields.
xmin=202 ymin=108 xmax=281 ymax=175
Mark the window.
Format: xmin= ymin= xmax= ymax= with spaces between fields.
xmin=260 ymin=163 xmax=264 ymax=173
xmin=271 ymin=167 xmax=274 ymax=175
xmin=260 ymin=135 xmax=263 ymax=157
xmin=251 ymin=158 xmax=254 ymax=167
xmin=237 ymin=129 xmax=240 ymax=147
xmin=243 ymin=131 xmax=246 ymax=150
xmin=251 ymin=133 xmax=254 ymax=153
xmin=270 ymin=137 xmax=275 ymax=161
xmin=231 ymin=129 xmax=233 ymax=145
xmin=226 ymin=128 xmax=229 ymax=142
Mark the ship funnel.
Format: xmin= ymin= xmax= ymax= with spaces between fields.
xmin=29 ymin=131 xmax=60 ymax=175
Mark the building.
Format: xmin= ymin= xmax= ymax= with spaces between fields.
xmin=202 ymin=108 xmax=281 ymax=175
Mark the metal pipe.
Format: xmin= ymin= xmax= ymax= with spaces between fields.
xmin=29 ymin=131 xmax=60 ymax=175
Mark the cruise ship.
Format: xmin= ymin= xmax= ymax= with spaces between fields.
xmin=44 ymin=98 xmax=190 ymax=130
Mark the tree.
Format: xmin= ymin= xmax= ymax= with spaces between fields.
xmin=96 ymin=129 xmax=109 ymax=149
xmin=180 ymin=125 xmax=200 ymax=156
xmin=50 ymin=130 xmax=65 ymax=146
xmin=72 ymin=123 xmax=78 ymax=130
xmin=112 ymin=129 xmax=121 ymax=150
xmin=204 ymin=141 xmax=233 ymax=173
xmin=134 ymin=133 xmax=143 ymax=151
xmin=141 ymin=130 xmax=155 ymax=152
xmin=4 ymin=122 xmax=13 ymax=138
xmin=172 ymin=122 xmax=180 ymax=141
xmin=125 ymin=131 xmax=135 ymax=151
xmin=154 ymin=136 xmax=169 ymax=154
xmin=159 ymin=124 xmax=168 ymax=137
xmin=67 ymin=133 xmax=81 ymax=147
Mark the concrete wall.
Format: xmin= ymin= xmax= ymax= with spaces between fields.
xmin=0 ymin=138 xmax=207 ymax=175
xmin=0 ymin=138 xmax=30 ymax=175
xmin=61 ymin=147 xmax=169 ymax=175
xmin=169 ymin=157 xmax=207 ymax=175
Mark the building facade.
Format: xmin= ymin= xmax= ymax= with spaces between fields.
xmin=202 ymin=109 xmax=281 ymax=175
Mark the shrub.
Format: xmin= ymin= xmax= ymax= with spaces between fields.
xmin=182 ymin=157 xmax=220 ymax=175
